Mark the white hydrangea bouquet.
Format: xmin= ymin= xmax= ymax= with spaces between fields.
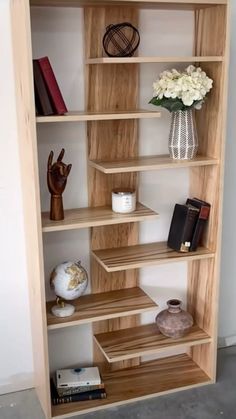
xmin=149 ymin=65 xmax=213 ymax=112
xmin=149 ymin=65 xmax=213 ymax=160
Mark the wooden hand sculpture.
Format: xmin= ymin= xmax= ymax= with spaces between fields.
xmin=47 ymin=149 xmax=72 ymax=221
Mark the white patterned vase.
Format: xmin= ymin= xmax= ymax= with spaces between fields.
xmin=168 ymin=109 xmax=198 ymax=160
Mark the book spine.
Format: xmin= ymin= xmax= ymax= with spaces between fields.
xmin=33 ymin=60 xmax=53 ymax=116
xmin=38 ymin=57 xmax=67 ymax=115
xmin=190 ymin=206 xmax=210 ymax=251
xmin=57 ymin=384 xmax=105 ymax=397
xmin=168 ymin=204 xmax=187 ymax=251
xmin=186 ymin=199 xmax=210 ymax=251
xmin=181 ymin=207 xmax=199 ymax=251
xmin=52 ymin=390 xmax=107 ymax=405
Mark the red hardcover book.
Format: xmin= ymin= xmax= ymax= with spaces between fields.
xmin=38 ymin=57 xmax=67 ymax=115
xmin=33 ymin=60 xmax=53 ymax=116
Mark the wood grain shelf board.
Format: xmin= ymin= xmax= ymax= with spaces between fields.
xmin=94 ymin=323 xmax=212 ymax=362
xmin=92 ymin=241 xmax=215 ymax=272
xmin=86 ymin=56 xmax=224 ymax=64
xmin=47 ymin=287 xmax=157 ymax=330
xmin=36 ymin=110 xmax=161 ymax=123
xmin=30 ymin=1 xmax=228 ymax=11
xmin=51 ymin=354 xmax=211 ymax=418
xmin=42 ymin=202 xmax=158 ymax=233
xmin=89 ymin=154 xmax=218 ymax=173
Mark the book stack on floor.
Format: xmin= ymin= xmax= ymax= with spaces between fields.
xmin=168 ymin=198 xmax=211 ymax=253
xmin=50 ymin=367 xmax=106 ymax=405
xmin=33 ymin=56 xmax=67 ymax=116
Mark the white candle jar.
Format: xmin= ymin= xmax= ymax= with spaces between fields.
xmin=112 ymin=188 xmax=136 ymax=214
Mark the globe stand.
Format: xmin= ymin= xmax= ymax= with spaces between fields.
xmin=51 ymin=298 xmax=75 ymax=318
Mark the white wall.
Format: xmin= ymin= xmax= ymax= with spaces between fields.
xmin=0 ymin=1 xmax=33 ymax=394
xmin=219 ymin=3 xmax=236 ymax=342
xmin=0 ymin=0 xmax=233 ymax=396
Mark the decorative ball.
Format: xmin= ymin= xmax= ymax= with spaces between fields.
xmin=50 ymin=261 xmax=88 ymax=301
xmin=103 ymin=22 xmax=140 ymax=57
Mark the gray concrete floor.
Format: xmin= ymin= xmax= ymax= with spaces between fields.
xmin=0 ymin=346 xmax=235 ymax=419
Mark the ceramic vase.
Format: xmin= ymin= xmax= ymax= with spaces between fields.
xmin=156 ymin=299 xmax=193 ymax=338
xmin=169 ymin=109 xmax=198 ymax=160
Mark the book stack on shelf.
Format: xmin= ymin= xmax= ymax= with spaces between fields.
xmin=168 ymin=198 xmax=210 ymax=253
xmin=50 ymin=367 xmax=106 ymax=406
xmin=33 ymin=56 xmax=67 ymax=116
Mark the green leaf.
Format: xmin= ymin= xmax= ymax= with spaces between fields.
xmin=149 ymin=96 xmax=197 ymax=112
xmin=149 ymin=97 xmax=162 ymax=106
xmin=160 ymin=98 xmax=185 ymax=112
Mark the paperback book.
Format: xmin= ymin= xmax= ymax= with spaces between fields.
xmin=57 ymin=383 xmax=105 ymax=398
xmin=56 ymin=367 xmax=101 ymax=388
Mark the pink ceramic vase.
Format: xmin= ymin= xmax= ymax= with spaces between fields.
xmin=156 ymin=299 xmax=193 ymax=338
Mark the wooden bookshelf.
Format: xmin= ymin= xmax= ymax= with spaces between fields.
xmin=47 ymin=287 xmax=157 ymax=330
xmin=42 ymin=203 xmax=159 ymax=233
xmin=89 ymin=155 xmax=218 ymax=174
xmin=86 ymin=56 xmax=224 ymax=64
xmin=94 ymin=324 xmax=211 ymax=363
xmin=36 ymin=110 xmax=161 ymax=123
xmin=92 ymin=241 xmax=215 ymax=272
xmin=13 ymin=0 xmax=230 ymax=418
xmin=51 ymin=354 xmax=211 ymax=418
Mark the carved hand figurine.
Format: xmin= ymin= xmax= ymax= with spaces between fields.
xmin=47 ymin=148 xmax=72 ymax=221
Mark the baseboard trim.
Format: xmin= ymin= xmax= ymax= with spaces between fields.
xmin=0 ymin=373 xmax=34 ymax=395
xmin=218 ymin=335 xmax=236 ymax=349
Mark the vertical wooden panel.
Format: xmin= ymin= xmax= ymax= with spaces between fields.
xmin=194 ymin=5 xmax=227 ymax=56
xmin=188 ymin=4 xmax=230 ymax=379
xmin=84 ymin=6 xmax=140 ymax=371
xmin=10 ymin=0 xmax=51 ymax=417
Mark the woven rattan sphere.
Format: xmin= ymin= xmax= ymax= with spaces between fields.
xmin=103 ymin=22 xmax=140 ymax=57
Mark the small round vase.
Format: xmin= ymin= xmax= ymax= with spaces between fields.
xmin=169 ymin=109 xmax=198 ymax=160
xmin=155 ymin=299 xmax=193 ymax=338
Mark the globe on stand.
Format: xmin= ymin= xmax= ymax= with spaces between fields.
xmin=50 ymin=261 xmax=88 ymax=318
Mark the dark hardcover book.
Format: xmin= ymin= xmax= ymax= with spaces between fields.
xmin=50 ymin=379 xmax=106 ymax=405
xmin=34 ymin=88 xmax=44 ymax=116
xmin=38 ymin=57 xmax=67 ymax=115
xmin=186 ymin=198 xmax=211 ymax=251
xmin=33 ymin=60 xmax=54 ymax=116
xmin=167 ymin=204 xmax=200 ymax=252
xmin=57 ymin=383 xmax=105 ymax=398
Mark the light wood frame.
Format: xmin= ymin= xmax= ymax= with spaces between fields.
xmin=11 ymin=0 xmax=230 ymax=418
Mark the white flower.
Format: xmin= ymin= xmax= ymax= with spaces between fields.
xmin=182 ymin=92 xmax=195 ymax=106
xmin=152 ymin=65 xmax=213 ymax=108
xmin=194 ymin=100 xmax=204 ymax=110
xmin=186 ymin=65 xmax=195 ymax=74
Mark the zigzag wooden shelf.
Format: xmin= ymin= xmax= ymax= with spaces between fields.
xmin=36 ymin=110 xmax=161 ymax=123
xmin=89 ymin=155 xmax=218 ymax=174
xmin=94 ymin=323 xmax=212 ymax=363
xmin=86 ymin=56 xmax=224 ymax=64
xmin=51 ymin=354 xmax=211 ymax=418
xmin=42 ymin=203 xmax=158 ymax=233
xmin=30 ymin=0 xmax=227 ymax=10
xmin=46 ymin=287 xmax=157 ymax=330
xmin=92 ymin=241 xmax=215 ymax=272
